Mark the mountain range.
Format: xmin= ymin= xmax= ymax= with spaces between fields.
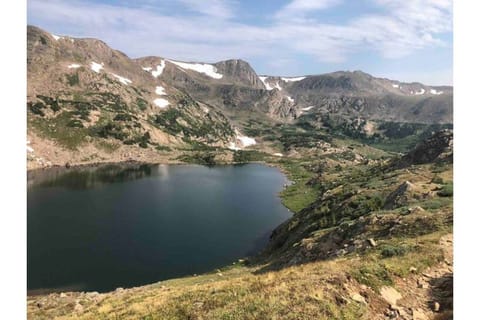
xmin=26 ymin=25 xmax=453 ymax=169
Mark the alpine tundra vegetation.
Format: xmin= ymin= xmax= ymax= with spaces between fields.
xmin=27 ymin=23 xmax=453 ymax=320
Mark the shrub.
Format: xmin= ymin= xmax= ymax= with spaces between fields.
xmin=66 ymin=73 xmax=80 ymax=86
xmin=380 ymin=245 xmax=408 ymax=258
xmin=50 ymin=101 xmax=61 ymax=113
xmin=95 ymin=122 xmax=127 ymax=140
xmin=431 ymin=176 xmax=444 ymax=184
xmin=29 ymin=102 xmax=46 ymax=116
xmin=136 ymin=98 xmax=148 ymax=111
xmin=66 ymin=119 xmax=84 ymax=128
xmin=438 ymin=183 xmax=453 ymax=197
xmin=351 ymin=264 xmax=393 ymax=290
xmin=113 ymin=113 xmax=133 ymax=121
xmin=156 ymin=145 xmax=172 ymax=151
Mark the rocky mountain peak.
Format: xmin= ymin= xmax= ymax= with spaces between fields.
xmin=214 ymin=59 xmax=264 ymax=89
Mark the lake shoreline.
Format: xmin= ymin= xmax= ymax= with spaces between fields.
xmin=27 ymin=160 xmax=293 ymax=297
xmin=26 ymin=154 xmax=289 ymax=178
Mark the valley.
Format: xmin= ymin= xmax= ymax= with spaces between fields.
xmin=26 ymin=25 xmax=453 ymax=320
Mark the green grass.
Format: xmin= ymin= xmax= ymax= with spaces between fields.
xmin=351 ymin=262 xmax=393 ymax=291
xmin=438 ymin=182 xmax=453 ymax=197
xmin=29 ymin=111 xmax=89 ymax=150
xmin=233 ymin=150 xmax=267 ymax=163
xmin=279 ymin=160 xmax=318 ymax=213
xmin=96 ymin=140 xmax=121 ymax=153
xmin=65 ymin=73 xmax=80 ymax=86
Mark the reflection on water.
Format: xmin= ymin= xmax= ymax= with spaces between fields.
xmin=28 ymin=163 xmax=159 ymax=189
xmin=28 ymin=163 xmax=291 ymax=293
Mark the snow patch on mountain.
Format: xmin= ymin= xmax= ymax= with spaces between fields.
xmin=273 ymin=82 xmax=282 ymax=91
xmin=430 ymin=89 xmax=443 ymax=95
xmin=287 ymin=96 xmax=294 ymax=103
xmin=281 ymin=76 xmax=306 ymax=82
xmin=237 ymin=135 xmax=256 ymax=147
xmin=27 ymin=140 xmax=34 ymax=153
xmin=301 ymin=106 xmax=314 ymax=111
xmin=227 ymin=142 xmax=241 ymax=151
xmin=153 ymin=98 xmax=170 ymax=109
xmin=90 ymin=62 xmax=104 ymax=73
xmin=51 ymin=34 xmax=61 ymax=41
xmin=111 ymin=74 xmax=132 ymax=85
xmin=414 ymin=88 xmax=426 ymax=95
xmin=259 ymin=76 xmax=274 ymax=90
xmin=155 ymin=86 xmax=167 ymax=95
xmin=273 ymin=153 xmax=284 ymax=157
xmin=228 ymin=130 xmax=257 ymax=150
xmin=151 ymin=60 xmax=166 ymax=78
xmin=392 ymin=84 xmax=399 ymax=88
xmin=167 ymin=59 xmax=223 ymax=79
xmin=142 ymin=67 xmax=152 ymax=72
xmin=68 ymin=64 xmax=81 ymax=69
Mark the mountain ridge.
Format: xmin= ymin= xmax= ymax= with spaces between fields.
xmin=26 ymin=25 xmax=453 ymax=171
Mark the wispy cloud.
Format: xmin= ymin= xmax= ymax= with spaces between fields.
xmin=275 ymin=0 xmax=343 ymax=19
xmin=177 ymin=0 xmax=236 ymax=19
xmin=27 ymin=0 xmax=452 ymax=77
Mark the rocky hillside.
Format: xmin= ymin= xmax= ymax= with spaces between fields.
xmin=27 ymin=25 xmax=453 ymax=170
xmin=261 ymin=71 xmax=453 ymax=124
xmin=27 ymin=129 xmax=453 ymax=320
xmin=26 ymin=25 xmax=453 ymax=319
xmin=27 ymin=26 xmax=253 ymax=169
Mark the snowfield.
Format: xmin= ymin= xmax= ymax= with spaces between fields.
xmin=430 ymin=89 xmax=444 ymax=95
xmin=167 ymin=60 xmax=223 ymax=79
xmin=228 ymin=130 xmax=257 ymax=150
xmin=237 ymin=135 xmax=256 ymax=147
xmin=51 ymin=34 xmax=61 ymax=41
xmin=112 ymin=74 xmax=132 ymax=85
xmin=90 ymin=62 xmax=104 ymax=73
xmin=68 ymin=64 xmax=81 ymax=69
xmin=259 ymin=76 xmax=274 ymax=90
xmin=142 ymin=67 xmax=152 ymax=72
xmin=281 ymin=76 xmax=306 ymax=82
xmin=153 ymin=98 xmax=170 ymax=109
xmin=155 ymin=86 xmax=167 ymax=95
xmin=392 ymin=84 xmax=399 ymax=88
xmin=151 ymin=60 xmax=166 ymax=78
xmin=227 ymin=142 xmax=241 ymax=151
xmin=287 ymin=96 xmax=294 ymax=103
xmin=273 ymin=153 xmax=284 ymax=157
xmin=415 ymin=88 xmax=426 ymax=95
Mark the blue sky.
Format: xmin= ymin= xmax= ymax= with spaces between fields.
xmin=27 ymin=0 xmax=453 ymax=85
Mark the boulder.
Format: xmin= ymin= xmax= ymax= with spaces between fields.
xmin=380 ymin=286 xmax=402 ymax=306
xmin=351 ymin=293 xmax=367 ymax=304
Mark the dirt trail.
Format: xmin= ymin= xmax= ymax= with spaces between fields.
xmin=378 ymin=233 xmax=453 ymax=320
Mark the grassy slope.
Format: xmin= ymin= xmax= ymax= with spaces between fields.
xmin=27 ymin=132 xmax=453 ymax=319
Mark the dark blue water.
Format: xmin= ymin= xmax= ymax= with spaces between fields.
xmin=27 ymin=163 xmax=291 ymax=293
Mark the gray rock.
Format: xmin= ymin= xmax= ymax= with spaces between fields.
xmin=74 ymin=303 xmax=83 ymax=313
xmin=351 ymin=293 xmax=367 ymax=304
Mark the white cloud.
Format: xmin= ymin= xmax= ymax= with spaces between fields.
xmin=276 ymin=0 xmax=342 ymax=19
xmin=27 ymin=0 xmax=452 ymax=74
xmin=177 ymin=0 xmax=235 ymax=19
